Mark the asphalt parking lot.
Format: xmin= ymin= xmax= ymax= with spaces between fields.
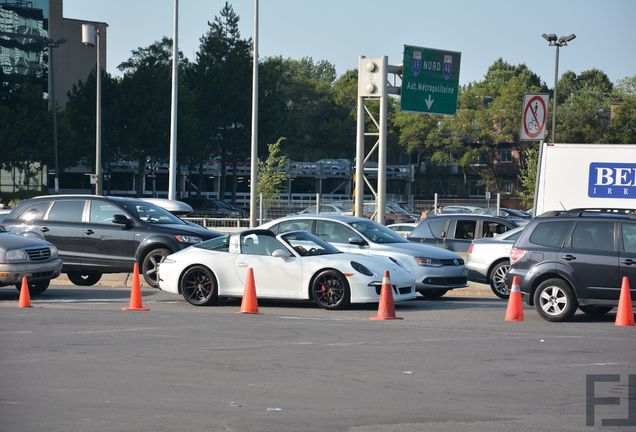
xmin=1 ymin=277 xmax=634 ymax=432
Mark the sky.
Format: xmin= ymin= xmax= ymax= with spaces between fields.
xmin=63 ymin=0 xmax=635 ymax=87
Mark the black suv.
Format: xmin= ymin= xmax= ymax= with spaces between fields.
xmin=505 ymin=209 xmax=636 ymax=322
xmin=3 ymin=195 xmax=222 ymax=287
xmin=408 ymin=214 xmax=523 ymax=253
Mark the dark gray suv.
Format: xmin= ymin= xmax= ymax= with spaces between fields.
xmin=505 ymin=209 xmax=636 ymax=322
xmin=3 ymin=195 xmax=222 ymax=287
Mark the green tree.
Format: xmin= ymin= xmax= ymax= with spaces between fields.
xmin=192 ymin=2 xmax=252 ymax=197
xmin=257 ymin=138 xmax=289 ymax=214
xmin=0 ymin=76 xmax=52 ymax=191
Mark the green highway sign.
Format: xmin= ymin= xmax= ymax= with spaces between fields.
xmin=400 ymin=45 xmax=461 ymax=116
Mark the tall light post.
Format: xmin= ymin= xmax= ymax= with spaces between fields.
xmin=249 ymin=0 xmax=259 ymax=227
xmin=542 ymin=33 xmax=576 ymax=143
xmin=81 ymin=23 xmax=103 ymax=195
xmin=47 ymin=37 xmax=66 ymax=193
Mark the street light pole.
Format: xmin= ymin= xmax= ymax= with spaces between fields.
xmin=542 ymin=33 xmax=575 ymax=144
xmin=81 ymin=24 xmax=103 ymax=195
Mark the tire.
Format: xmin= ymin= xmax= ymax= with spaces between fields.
xmin=67 ymin=271 xmax=102 ymax=286
xmin=15 ymin=279 xmax=50 ymax=296
xmin=418 ymin=289 xmax=448 ymax=299
xmin=489 ymin=261 xmax=511 ymax=299
xmin=579 ymin=305 xmax=613 ymax=316
xmin=311 ymin=270 xmax=350 ymax=310
xmin=533 ymin=278 xmax=578 ymax=322
xmin=142 ymin=248 xmax=171 ymax=288
xmin=179 ymin=265 xmax=218 ymax=306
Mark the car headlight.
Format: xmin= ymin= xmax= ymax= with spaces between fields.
xmin=175 ymin=235 xmax=203 ymax=244
xmin=50 ymin=246 xmax=58 ymax=258
xmin=351 ymin=261 xmax=373 ymax=276
xmin=6 ymin=249 xmax=28 ymax=262
xmin=414 ymin=256 xmax=444 ymax=267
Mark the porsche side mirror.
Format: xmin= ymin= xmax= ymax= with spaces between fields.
xmin=272 ymin=249 xmax=290 ymax=259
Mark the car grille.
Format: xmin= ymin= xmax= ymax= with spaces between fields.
xmin=422 ymin=277 xmax=467 ymax=286
xmin=26 ymin=247 xmax=51 ymax=261
xmin=440 ymin=258 xmax=464 ymax=266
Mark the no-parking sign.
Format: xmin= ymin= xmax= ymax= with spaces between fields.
xmin=520 ymin=94 xmax=549 ymax=141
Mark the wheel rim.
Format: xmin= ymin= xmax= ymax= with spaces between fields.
xmin=182 ymin=268 xmax=215 ymax=304
xmin=492 ymin=264 xmax=510 ymax=296
xmin=144 ymin=252 xmax=167 ymax=285
xmin=313 ymin=274 xmax=344 ymax=308
xmin=539 ymin=285 xmax=568 ymax=316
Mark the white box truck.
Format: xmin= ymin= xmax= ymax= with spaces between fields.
xmin=534 ymin=143 xmax=636 ymax=216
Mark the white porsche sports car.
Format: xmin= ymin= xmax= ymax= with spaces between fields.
xmin=158 ymin=229 xmax=416 ymax=309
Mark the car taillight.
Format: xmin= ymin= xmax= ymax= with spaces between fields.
xmin=467 ymin=244 xmax=474 ymax=254
xmin=510 ymin=248 xmax=527 ymax=264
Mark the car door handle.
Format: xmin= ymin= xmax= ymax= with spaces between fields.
xmin=622 ymin=258 xmax=636 ymax=265
xmin=40 ymin=227 xmax=49 ymax=233
xmin=85 ymin=229 xmax=94 ymax=235
xmin=237 ymin=262 xmax=248 ymax=267
xmin=561 ymin=254 xmax=576 ymax=261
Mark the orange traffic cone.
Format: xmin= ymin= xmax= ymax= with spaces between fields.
xmin=239 ymin=267 xmax=259 ymax=314
xmin=615 ymin=276 xmax=635 ymax=327
xmin=122 ymin=262 xmax=150 ymax=311
xmin=370 ymin=271 xmax=403 ymax=320
xmin=18 ymin=276 xmax=32 ymax=308
xmin=504 ymin=276 xmax=524 ymax=322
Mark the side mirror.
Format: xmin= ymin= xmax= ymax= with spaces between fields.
xmin=112 ymin=214 xmax=132 ymax=228
xmin=348 ymin=237 xmax=367 ymax=246
xmin=271 ymin=249 xmax=290 ymax=259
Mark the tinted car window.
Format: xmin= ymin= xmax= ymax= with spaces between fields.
xmin=89 ymin=201 xmax=123 ymax=224
xmin=454 ymin=220 xmax=476 ymax=240
xmin=316 ymin=220 xmax=356 ymax=243
xmin=427 ymin=219 xmax=446 ymax=238
xmin=17 ymin=201 xmax=51 ymax=222
xmin=483 ymin=221 xmax=510 ymax=237
xmin=622 ymin=224 xmax=636 ymax=253
xmin=569 ymin=222 xmax=615 ymax=252
xmin=276 ymin=219 xmax=313 ymax=234
xmin=196 ymin=235 xmax=230 ymax=252
xmin=349 ymin=220 xmax=407 ymax=244
xmin=528 ymin=221 xmax=573 ymax=247
xmin=47 ymin=200 xmax=85 ymax=223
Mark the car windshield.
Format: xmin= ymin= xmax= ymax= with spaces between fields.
xmin=349 ymin=220 xmax=408 ymax=244
xmin=119 ymin=201 xmax=186 ymax=225
xmin=281 ymin=230 xmax=341 ymax=256
xmin=196 ymin=235 xmax=230 ymax=251
xmin=214 ymin=200 xmax=234 ymax=210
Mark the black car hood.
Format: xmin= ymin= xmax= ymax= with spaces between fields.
xmin=143 ymin=223 xmax=221 ymax=238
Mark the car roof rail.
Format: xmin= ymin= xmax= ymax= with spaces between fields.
xmin=540 ymin=208 xmax=636 ymax=219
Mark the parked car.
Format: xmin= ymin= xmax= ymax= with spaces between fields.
xmin=386 ymin=222 xmax=419 ymax=238
xmin=0 ymin=225 xmax=62 ymax=295
xmin=474 ymin=207 xmax=532 ymax=219
xmin=295 ymin=203 xmax=352 ymax=216
xmin=260 ymin=214 xmax=467 ymax=298
xmin=466 ymin=226 xmax=525 ymax=299
xmin=407 ymin=214 xmax=522 ymax=258
xmin=440 ymin=205 xmax=481 ymax=214
xmin=505 ymin=209 xmax=636 ymax=322
xmin=186 ymin=198 xmax=247 ymax=218
xmin=2 ymin=195 xmax=222 ymax=288
xmin=158 ymin=229 xmax=416 ymax=309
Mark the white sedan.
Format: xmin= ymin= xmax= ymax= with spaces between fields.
xmin=158 ymin=229 xmax=416 ymax=310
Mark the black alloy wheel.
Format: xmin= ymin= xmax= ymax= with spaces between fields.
xmin=180 ymin=265 xmax=218 ymax=306
xmin=311 ymin=270 xmax=350 ymax=310
xmin=142 ymin=248 xmax=171 ymax=288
